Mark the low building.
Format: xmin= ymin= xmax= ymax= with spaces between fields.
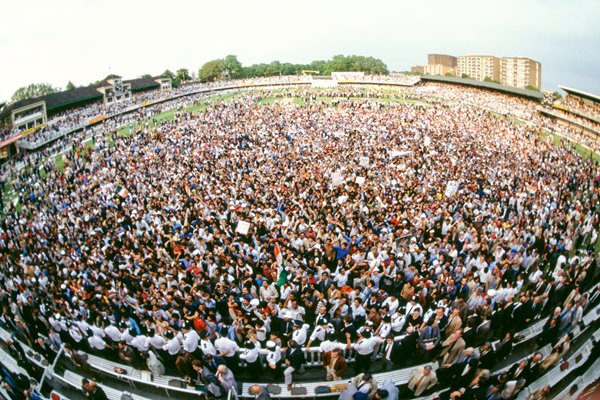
xmin=427 ymin=54 xmax=457 ymax=69
xmin=0 ymin=75 xmax=171 ymax=132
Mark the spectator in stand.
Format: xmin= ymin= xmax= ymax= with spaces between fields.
xmin=407 ymin=365 xmax=437 ymax=397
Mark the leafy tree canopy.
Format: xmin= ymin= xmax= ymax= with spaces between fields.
xmin=10 ymin=83 xmax=60 ymax=103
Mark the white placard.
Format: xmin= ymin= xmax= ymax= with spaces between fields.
xmin=236 ymin=220 xmax=251 ymax=235
xmin=445 ymin=181 xmax=459 ymax=198
xmin=424 ymin=136 xmax=431 ymax=147
xmin=359 ymin=156 xmax=369 ymax=167
xmin=331 ymin=170 xmax=343 ymax=188
xmin=355 ymin=176 xmax=366 ymax=186
xmin=390 ymin=150 xmax=411 ymax=158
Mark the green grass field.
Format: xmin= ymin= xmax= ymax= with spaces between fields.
xmin=3 ymin=91 xmax=599 ymax=229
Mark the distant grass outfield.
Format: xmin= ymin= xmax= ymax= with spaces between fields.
xmin=4 ymin=90 xmax=599 ymax=219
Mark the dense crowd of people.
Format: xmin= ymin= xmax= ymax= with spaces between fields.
xmin=0 ymin=83 xmax=599 ymax=400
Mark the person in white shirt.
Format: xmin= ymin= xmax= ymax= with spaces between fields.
xmin=105 ymin=323 xmax=122 ymax=343
xmin=181 ymin=322 xmax=200 ymax=355
xmin=259 ymin=281 xmax=279 ymax=302
xmin=291 ymin=322 xmax=309 ymax=346
xmin=284 ymin=299 xmax=306 ymax=321
xmin=88 ymin=334 xmax=109 ymax=354
xmin=306 ymin=319 xmax=335 ymax=349
xmin=147 ymin=329 xmax=167 ymax=350
xmin=405 ymin=296 xmax=423 ymax=317
xmin=381 ymin=295 xmax=399 ymax=315
xmin=119 ymin=323 xmax=134 ymax=345
xmin=265 ymin=340 xmax=282 ymax=379
xmin=333 ymin=267 xmax=350 ymax=288
xmin=162 ymin=330 xmax=181 ymax=364
xmin=352 ymin=330 xmax=382 ymax=374
xmin=67 ymin=323 xmax=84 ymax=344
xmin=215 ymin=333 xmax=240 ymax=373
xmin=240 ymin=338 xmax=261 ymax=380
xmin=376 ymin=316 xmax=392 ymax=339
xmin=199 ymin=331 xmax=216 ymax=356
xmin=131 ymin=331 xmax=150 ymax=353
xmin=391 ymin=308 xmax=406 ymax=334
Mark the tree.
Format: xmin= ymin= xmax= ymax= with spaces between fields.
xmin=266 ymin=61 xmax=282 ymax=77
xmin=140 ymin=74 xmax=152 ymax=79
xmin=161 ymin=69 xmax=176 ymax=80
xmin=65 ymin=81 xmax=76 ymax=91
xmin=223 ymin=55 xmax=243 ymax=80
xmin=162 ymin=69 xmax=179 ymax=88
xmin=461 ymin=73 xmax=472 ymax=79
xmin=176 ymin=68 xmax=191 ymax=82
xmin=199 ymin=59 xmax=225 ymax=82
xmin=323 ymin=55 xmax=388 ymax=75
xmin=525 ymin=85 xmax=540 ymax=91
xmin=484 ymin=76 xmax=501 ymax=84
xmin=10 ymin=83 xmax=59 ymax=103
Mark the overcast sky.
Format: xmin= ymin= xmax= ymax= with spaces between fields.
xmin=1 ymin=0 xmax=599 ymax=101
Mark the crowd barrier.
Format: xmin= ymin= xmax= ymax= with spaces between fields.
xmin=1 ymin=300 xmax=594 ymax=400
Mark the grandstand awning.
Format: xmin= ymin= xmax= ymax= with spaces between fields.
xmin=558 ymin=85 xmax=600 ymax=104
xmin=421 ymin=75 xmax=544 ymax=101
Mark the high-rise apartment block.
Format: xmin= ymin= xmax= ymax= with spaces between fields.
xmin=500 ymin=57 xmax=542 ymax=90
xmin=412 ymin=53 xmax=542 ymax=90
xmin=456 ymin=55 xmax=501 ymax=82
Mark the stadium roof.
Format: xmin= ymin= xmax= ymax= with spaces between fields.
xmin=421 ymin=75 xmax=544 ymax=101
xmin=127 ymin=76 xmax=161 ymax=91
xmin=558 ymin=85 xmax=600 ymax=103
xmin=1 ymin=76 xmax=162 ymax=120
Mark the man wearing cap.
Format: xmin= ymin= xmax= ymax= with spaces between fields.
xmin=215 ymin=332 xmax=240 ymax=373
xmin=131 ymin=330 xmax=150 ymax=354
xmin=352 ymin=330 xmax=381 ymax=374
xmin=376 ymin=316 xmax=392 ymax=339
xmin=405 ymin=295 xmax=423 ymax=317
xmin=182 ymin=321 xmax=201 ymax=358
xmin=199 ymin=331 xmax=216 ymax=356
xmin=88 ymin=333 xmax=110 ymax=357
xmin=162 ymin=330 xmax=181 ymax=365
xmin=265 ymin=340 xmax=282 ymax=379
xmin=291 ymin=321 xmax=308 ymax=346
xmin=305 ymin=319 xmax=334 ymax=349
xmin=240 ymin=337 xmax=261 ymax=380
xmin=147 ymin=329 xmax=167 ymax=351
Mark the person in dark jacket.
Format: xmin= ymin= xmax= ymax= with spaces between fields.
xmin=249 ymin=385 xmax=272 ymax=400
xmin=283 ymin=340 xmax=305 ymax=390
xmin=86 ymin=381 xmax=108 ymax=400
